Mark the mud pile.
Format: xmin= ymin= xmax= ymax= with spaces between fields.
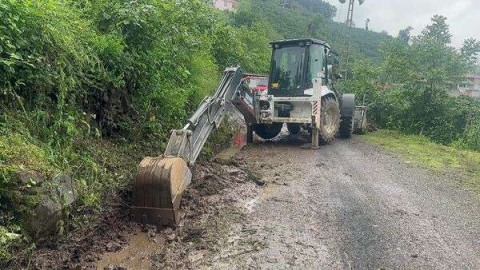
xmin=28 ymin=158 xmax=260 ymax=269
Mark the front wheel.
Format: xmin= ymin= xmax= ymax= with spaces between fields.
xmin=254 ymin=123 xmax=282 ymax=140
xmin=287 ymin=124 xmax=301 ymax=135
xmin=319 ymin=96 xmax=340 ymax=144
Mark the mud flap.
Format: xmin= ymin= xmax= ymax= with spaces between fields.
xmin=132 ymin=157 xmax=192 ymax=227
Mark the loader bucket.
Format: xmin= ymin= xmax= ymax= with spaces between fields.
xmin=131 ymin=157 xmax=192 ymax=227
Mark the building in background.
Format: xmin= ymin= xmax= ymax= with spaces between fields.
xmin=451 ymin=75 xmax=480 ymax=98
xmin=212 ymin=0 xmax=239 ymax=11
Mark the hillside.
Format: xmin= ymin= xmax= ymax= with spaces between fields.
xmin=232 ymin=0 xmax=392 ymax=63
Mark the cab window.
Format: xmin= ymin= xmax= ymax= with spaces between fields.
xmin=306 ymin=44 xmax=326 ymax=88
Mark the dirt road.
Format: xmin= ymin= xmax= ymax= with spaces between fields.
xmin=95 ymin=135 xmax=480 ymax=270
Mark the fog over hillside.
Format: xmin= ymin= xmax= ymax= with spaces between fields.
xmin=325 ymin=0 xmax=480 ymax=47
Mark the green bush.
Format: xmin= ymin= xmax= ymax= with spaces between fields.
xmin=339 ymin=16 xmax=480 ymax=150
xmin=342 ymin=64 xmax=480 ymax=148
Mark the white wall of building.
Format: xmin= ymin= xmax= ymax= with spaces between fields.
xmin=213 ymin=0 xmax=238 ymax=11
xmin=454 ymin=75 xmax=480 ymax=98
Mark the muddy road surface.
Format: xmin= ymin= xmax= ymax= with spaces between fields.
xmin=86 ymin=135 xmax=480 ymax=269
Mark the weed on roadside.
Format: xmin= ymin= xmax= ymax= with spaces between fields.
xmin=364 ymin=130 xmax=480 ymax=192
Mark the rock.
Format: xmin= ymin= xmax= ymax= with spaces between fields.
xmin=227 ymin=167 xmax=243 ymax=176
xmin=53 ymin=174 xmax=76 ymax=207
xmin=24 ymin=193 xmax=62 ymax=237
xmin=106 ymin=242 xmax=122 ymax=252
xmin=254 ymin=179 xmax=265 ymax=186
xmin=166 ymin=232 xmax=177 ymax=242
xmin=14 ymin=171 xmax=44 ymax=197
xmin=22 ymin=174 xmax=77 ymax=238
xmin=150 ymin=252 xmax=166 ymax=269
xmin=104 ymin=265 xmax=128 ymax=270
xmin=16 ymin=171 xmax=44 ymax=186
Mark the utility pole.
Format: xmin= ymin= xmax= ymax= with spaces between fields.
xmin=346 ymin=0 xmax=355 ymax=28
xmin=339 ymin=0 xmax=365 ymax=79
xmin=342 ymin=0 xmax=355 ymax=79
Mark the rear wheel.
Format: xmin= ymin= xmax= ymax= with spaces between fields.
xmin=339 ymin=93 xmax=355 ymax=138
xmin=287 ymin=124 xmax=301 ymax=135
xmin=254 ymin=123 xmax=282 ymax=140
xmin=339 ymin=116 xmax=354 ymax=138
xmin=319 ymin=96 xmax=340 ymax=144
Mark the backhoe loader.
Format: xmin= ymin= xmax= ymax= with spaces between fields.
xmin=131 ymin=39 xmax=366 ymax=226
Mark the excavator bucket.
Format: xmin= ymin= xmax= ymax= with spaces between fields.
xmin=131 ymin=157 xmax=192 ymax=227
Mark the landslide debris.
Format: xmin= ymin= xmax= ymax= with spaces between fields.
xmin=26 ymin=158 xmax=261 ymax=270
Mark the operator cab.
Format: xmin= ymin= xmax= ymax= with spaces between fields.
xmin=268 ymin=38 xmax=333 ymax=97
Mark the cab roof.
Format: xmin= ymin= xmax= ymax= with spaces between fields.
xmin=270 ymin=38 xmax=331 ymax=49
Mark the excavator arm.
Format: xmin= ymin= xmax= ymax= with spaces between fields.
xmin=132 ymin=67 xmax=245 ymax=227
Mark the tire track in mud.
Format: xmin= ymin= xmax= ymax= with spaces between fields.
xmin=204 ymin=138 xmax=350 ymax=269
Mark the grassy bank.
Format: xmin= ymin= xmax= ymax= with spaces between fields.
xmin=0 ymin=122 xmax=235 ymax=266
xmin=363 ymin=130 xmax=480 ymax=192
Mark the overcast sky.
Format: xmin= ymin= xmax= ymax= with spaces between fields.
xmin=324 ymin=0 xmax=480 ymax=48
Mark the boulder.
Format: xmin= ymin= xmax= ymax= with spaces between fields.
xmin=16 ymin=171 xmax=44 ymax=186
xmin=21 ymin=174 xmax=77 ymax=238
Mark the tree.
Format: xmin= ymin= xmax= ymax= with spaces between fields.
xmin=421 ymin=15 xmax=451 ymax=45
xmin=398 ymin=26 xmax=413 ymax=44
xmin=406 ymin=16 xmax=462 ymax=135
xmin=461 ymin=38 xmax=480 ymax=70
xmin=346 ymin=15 xmax=480 ymax=144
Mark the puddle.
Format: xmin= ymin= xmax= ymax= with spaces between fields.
xmin=96 ymin=233 xmax=164 ymax=270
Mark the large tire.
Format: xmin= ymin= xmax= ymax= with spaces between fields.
xmin=339 ymin=116 xmax=354 ymax=138
xmin=339 ymin=93 xmax=355 ymax=138
xmin=319 ymin=96 xmax=340 ymax=144
xmin=254 ymin=123 xmax=282 ymax=140
xmin=287 ymin=123 xmax=301 ymax=135
xmin=246 ymin=124 xmax=254 ymax=143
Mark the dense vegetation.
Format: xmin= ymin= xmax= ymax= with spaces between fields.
xmin=0 ymin=0 xmax=274 ymax=264
xmin=340 ymin=15 xmax=480 ymax=150
xmin=0 ymin=0 xmax=478 ymax=267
